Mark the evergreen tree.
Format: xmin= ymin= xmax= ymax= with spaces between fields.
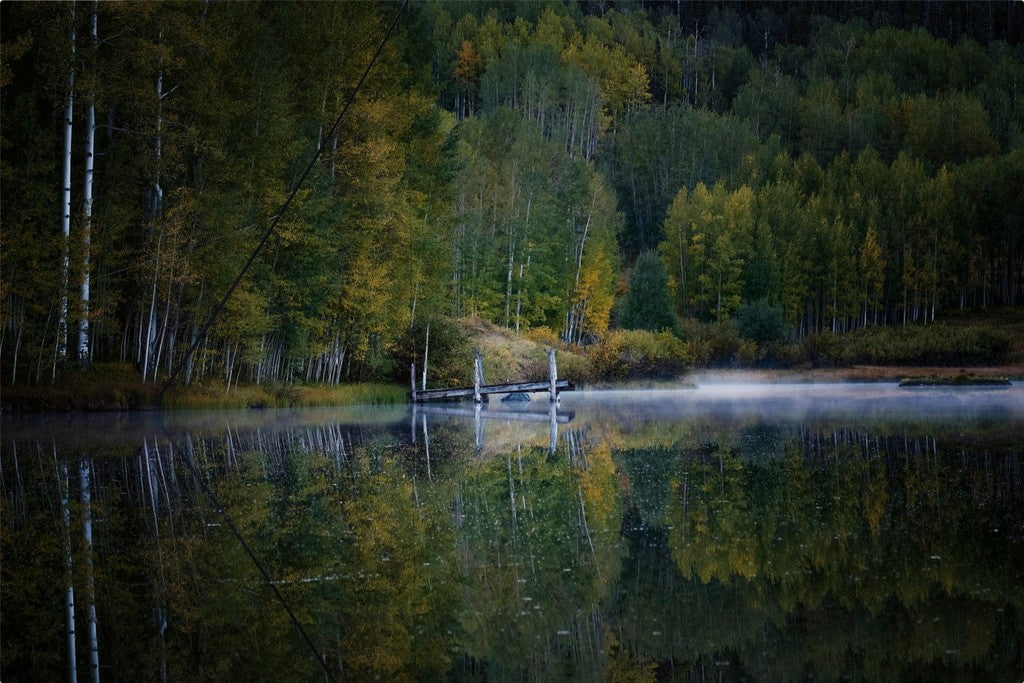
xmin=619 ymin=250 xmax=679 ymax=333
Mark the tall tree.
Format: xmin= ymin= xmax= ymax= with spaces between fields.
xmin=620 ymin=250 xmax=678 ymax=333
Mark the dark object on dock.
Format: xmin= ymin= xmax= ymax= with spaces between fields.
xmin=899 ymin=374 xmax=1011 ymax=387
xmin=411 ymin=348 xmax=573 ymax=403
xmin=502 ymin=392 xmax=531 ymax=402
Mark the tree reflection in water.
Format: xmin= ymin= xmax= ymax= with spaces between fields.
xmin=2 ymin=393 xmax=1022 ymax=680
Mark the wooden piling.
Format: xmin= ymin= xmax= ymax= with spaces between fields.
xmin=410 ymin=349 xmax=574 ymax=403
xmin=473 ymin=350 xmax=484 ymax=403
xmin=548 ymin=348 xmax=558 ymax=403
xmin=549 ymin=402 xmax=558 ymax=453
xmin=410 ymin=362 xmax=417 ymax=402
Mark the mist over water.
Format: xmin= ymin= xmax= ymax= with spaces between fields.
xmin=3 ymin=384 xmax=1023 ymax=680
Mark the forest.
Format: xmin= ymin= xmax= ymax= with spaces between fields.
xmin=1 ymin=0 xmax=1022 ymax=397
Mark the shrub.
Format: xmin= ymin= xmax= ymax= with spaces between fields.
xmin=735 ymin=299 xmax=787 ymax=344
xmin=589 ymin=330 xmax=695 ymax=380
xmin=701 ymin=321 xmax=743 ymax=366
xmin=525 ymin=326 xmax=560 ymax=347
xmin=736 ymin=340 xmax=759 ymax=366
xmin=844 ymin=324 xmax=1010 ymax=365
xmin=802 ymin=333 xmax=850 ymax=367
xmin=773 ymin=342 xmax=810 ymax=368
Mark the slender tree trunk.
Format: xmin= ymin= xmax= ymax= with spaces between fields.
xmin=421 ymin=323 xmax=429 ymax=391
xmin=57 ymin=453 xmax=78 ymax=683
xmin=80 ymin=459 xmax=100 ymax=683
xmin=59 ymin=2 xmax=77 ymax=362
xmin=78 ymin=4 xmax=97 ymax=366
xmin=11 ymin=311 xmax=24 ymax=385
xmin=141 ymin=234 xmax=161 ymax=383
xmin=143 ymin=37 xmax=165 ymax=382
xmin=409 ymin=281 xmax=418 ymax=329
xmin=152 ymin=276 xmax=173 ymax=378
xmin=515 ymin=261 xmax=525 ymax=334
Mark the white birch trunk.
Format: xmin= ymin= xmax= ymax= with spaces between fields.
xmin=78 ymin=5 xmax=97 ymax=365
xmin=80 ymin=459 xmax=100 ymax=683
xmin=141 ymin=240 xmax=160 ymax=383
xmin=58 ymin=454 xmax=78 ymax=683
xmin=59 ymin=2 xmax=77 ymax=361
xmin=421 ymin=323 xmax=429 ymax=391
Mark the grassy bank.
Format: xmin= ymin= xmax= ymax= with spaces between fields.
xmin=0 ymin=363 xmax=406 ymax=412
xmin=688 ymin=366 xmax=1023 ymax=384
xmin=898 ymin=374 xmax=1012 ymax=387
xmin=162 ymin=382 xmax=408 ymax=410
xmin=4 ymin=310 xmax=1020 ymax=412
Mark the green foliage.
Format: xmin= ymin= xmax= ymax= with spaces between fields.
xmin=589 ymin=330 xmax=694 ymax=380
xmin=802 ymin=324 xmax=1011 ymax=367
xmin=393 ymin=317 xmax=472 ymax=389
xmin=619 ymin=251 xmax=679 ymax=334
xmin=735 ymin=299 xmax=787 ymax=344
xmin=844 ymin=324 xmax=1011 ymax=366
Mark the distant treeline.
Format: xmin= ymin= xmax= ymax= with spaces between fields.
xmin=1 ymin=1 xmax=1021 ymax=388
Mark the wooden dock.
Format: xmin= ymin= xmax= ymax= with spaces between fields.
xmin=412 ymin=403 xmax=575 ymax=423
xmin=411 ymin=348 xmax=574 ymax=403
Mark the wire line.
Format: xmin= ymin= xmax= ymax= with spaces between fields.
xmin=158 ymin=426 xmax=337 ymax=681
xmin=158 ymin=0 xmax=409 ymax=402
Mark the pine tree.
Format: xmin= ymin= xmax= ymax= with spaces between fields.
xmin=620 ymin=250 xmax=678 ymax=333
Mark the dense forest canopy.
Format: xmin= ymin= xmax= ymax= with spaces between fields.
xmin=1 ymin=0 xmax=1022 ymax=387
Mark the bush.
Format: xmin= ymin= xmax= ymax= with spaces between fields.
xmin=589 ymin=330 xmax=695 ymax=380
xmin=773 ymin=342 xmax=810 ymax=368
xmin=802 ymin=332 xmax=851 ymax=367
xmin=799 ymin=324 xmax=1011 ymax=367
xmin=735 ymin=299 xmax=787 ymax=344
xmin=696 ymin=321 xmax=743 ymax=366
xmin=844 ymin=324 xmax=1010 ymax=365
xmin=736 ymin=340 xmax=759 ymax=366
xmin=524 ymin=326 xmax=560 ymax=347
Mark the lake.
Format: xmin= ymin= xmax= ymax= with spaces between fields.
xmin=3 ymin=383 xmax=1023 ymax=681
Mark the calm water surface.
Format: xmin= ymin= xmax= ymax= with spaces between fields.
xmin=3 ymin=384 xmax=1023 ymax=681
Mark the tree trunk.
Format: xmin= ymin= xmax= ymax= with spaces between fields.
xmin=78 ymin=4 xmax=97 ymax=366
xmin=80 ymin=459 xmax=100 ymax=683
xmin=59 ymin=2 xmax=77 ymax=362
xmin=57 ymin=453 xmax=78 ymax=683
xmin=421 ymin=323 xmax=429 ymax=391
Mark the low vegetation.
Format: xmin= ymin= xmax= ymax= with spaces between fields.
xmin=2 ymin=362 xmax=406 ymax=412
xmin=898 ymin=374 xmax=1011 ymax=387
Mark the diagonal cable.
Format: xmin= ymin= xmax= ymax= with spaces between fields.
xmin=158 ymin=0 xmax=409 ymax=402
xmin=157 ymin=424 xmax=337 ymax=681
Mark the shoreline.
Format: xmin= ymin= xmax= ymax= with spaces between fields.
xmin=686 ymin=365 xmax=1024 ymax=384
xmin=3 ymin=365 xmax=1021 ymax=414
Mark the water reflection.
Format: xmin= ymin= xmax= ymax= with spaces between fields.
xmin=2 ymin=385 xmax=1022 ymax=680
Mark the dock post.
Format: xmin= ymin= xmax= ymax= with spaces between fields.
xmin=548 ymin=348 xmax=558 ymax=403
xmin=473 ymin=350 xmax=483 ymax=403
xmin=411 ymin=402 xmax=417 ymax=443
xmin=549 ymin=402 xmax=558 ymax=454
xmin=410 ymin=362 xmax=417 ymax=402
xmin=474 ymin=402 xmax=484 ymax=451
